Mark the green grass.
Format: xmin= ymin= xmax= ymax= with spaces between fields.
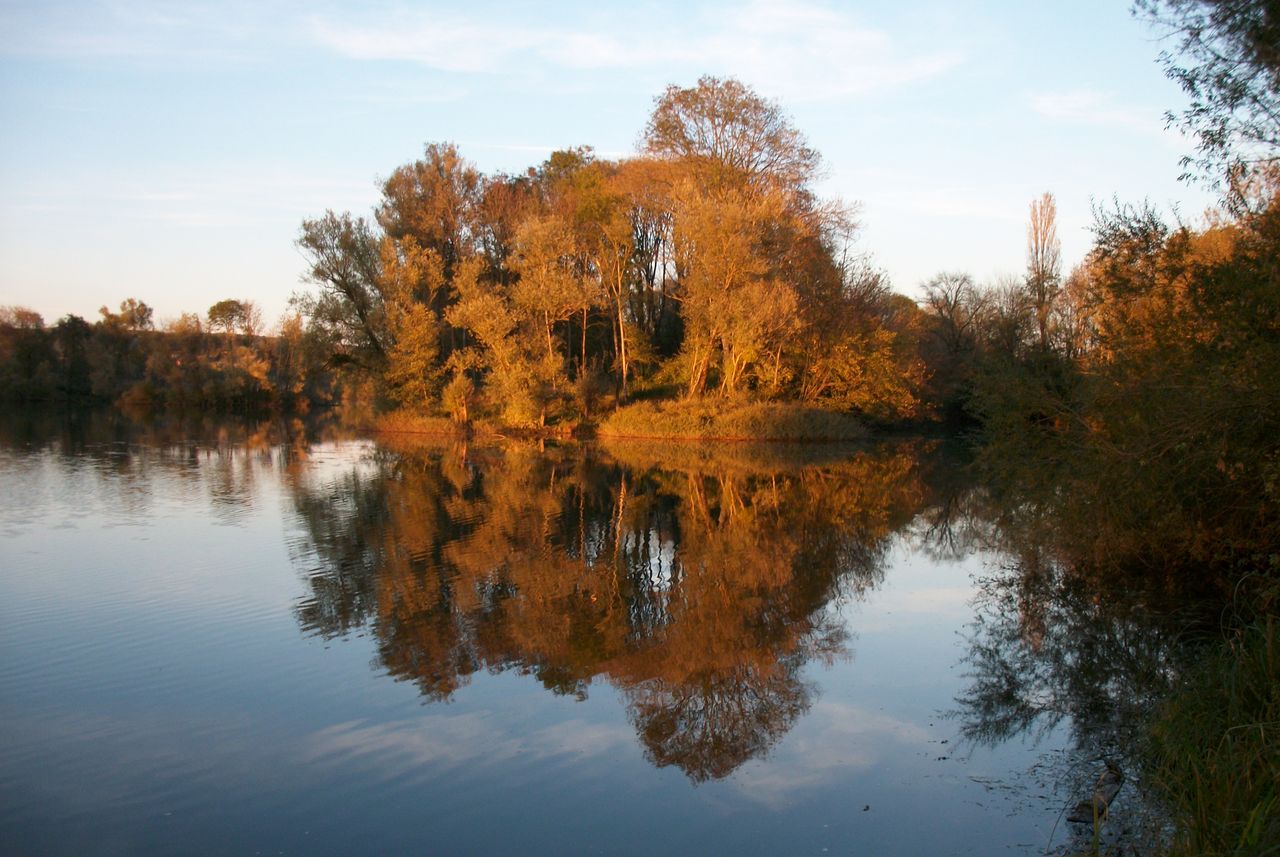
xmin=1144 ymin=613 xmax=1280 ymax=856
xmin=598 ymin=398 xmax=867 ymax=442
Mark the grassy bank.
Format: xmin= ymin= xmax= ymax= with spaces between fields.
xmin=372 ymin=411 xmax=461 ymax=436
xmin=374 ymin=409 xmax=592 ymax=440
xmin=598 ymin=399 xmax=867 ymax=442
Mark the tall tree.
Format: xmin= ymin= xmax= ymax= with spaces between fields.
xmin=670 ymin=183 xmax=797 ymax=397
xmin=1025 ymin=192 xmax=1062 ymax=350
xmin=208 ymin=299 xmax=249 ymax=336
xmin=377 ymin=142 xmax=482 ymax=289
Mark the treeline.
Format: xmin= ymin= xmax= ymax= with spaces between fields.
xmin=289 ymin=71 xmax=1277 ymax=451
xmin=948 ymin=179 xmax=1280 ymax=579
xmin=4 ymin=72 xmax=1277 ymax=458
xmin=0 ymin=298 xmax=341 ymax=410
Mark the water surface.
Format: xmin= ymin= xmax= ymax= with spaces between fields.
xmin=0 ymin=412 xmax=1170 ymax=855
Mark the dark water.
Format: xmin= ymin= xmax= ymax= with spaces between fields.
xmin=0 ymin=411 xmax=1176 ymax=855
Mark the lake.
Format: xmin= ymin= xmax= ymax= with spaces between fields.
xmin=0 ymin=411 xmax=1174 ymax=855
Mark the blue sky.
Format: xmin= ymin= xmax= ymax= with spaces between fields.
xmin=0 ymin=0 xmax=1216 ymax=327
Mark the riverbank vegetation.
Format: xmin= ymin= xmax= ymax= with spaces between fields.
xmin=0 ymin=299 xmax=343 ymax=411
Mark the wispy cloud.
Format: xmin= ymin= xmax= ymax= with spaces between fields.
xmin=307 ymin=1 xmax=962 ymax=101
xmin=1030 ymin=90 xmax=1170 ymax=139
xmin=0 ymin=0 xmax=295 ymax=62
xmin=3 ymin=170 xmax=377 ymax=229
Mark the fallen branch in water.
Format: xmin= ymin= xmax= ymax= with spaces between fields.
xmin=1067 ymin=761 xmax=1124 ymax=824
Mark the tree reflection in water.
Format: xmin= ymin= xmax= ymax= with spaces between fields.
xmin=287 ymin=438 xmax=925 ymax=781
xmin=284 ymin=428 xmax=1205 ymax=818
xmin=955 ymin=558 xmax=1185 ymax=755
xmin=933 ymin=451 xmax=1208 ymax=848
xmin=2 ymin=406 xmax=1203 ymax=805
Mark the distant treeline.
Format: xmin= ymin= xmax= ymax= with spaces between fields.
xmin=0 ymin=299 xmax=342 ymax=410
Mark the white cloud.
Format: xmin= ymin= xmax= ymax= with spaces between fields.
xmin=307 ymin=1 xmax=961 ymax=101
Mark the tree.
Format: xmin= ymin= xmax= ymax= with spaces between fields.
xmin=49 ymin=314 xmax=91 ymax=398
xmin=295 ymin=211 xmax=387 ymax=368
xmin=1025 ymin=192 xmax=1062 ymax=350
xmin=922 ymin=271 xmax=985 ymax=354
xmin=510 ymin=213 xmax=593 ymax=366
xmin=377 ymin=142 xmax=482 ymax=287
xmin=0 ymin=306 xmax=44 ymax=329
xmin=207 ymin=299 xmax=248 ymax=335
xmin=669 ymin=183 xmax=797 ymax=397
xmin=383 ymin=302 xmax=442 ymax=409
xmin=377 ymin=235 xmax=447 ymax=408
xmin=100 ymin=298 xmax=154 ymax=331
xmin=445 ymin=258 xmax=563 ymax=426
xmin=1136 ymin=0 xmax=1280 ymax=179
xmin=644 ymin=76 xmax=820 ymax=195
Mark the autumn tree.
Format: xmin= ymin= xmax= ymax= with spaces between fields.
xmin=99 ymin=298 xmax=154 ymax=331
xmin=0 ymin=306 xmax=44 ymax=329
xmin=669 ymin=183 xmax=795 ymax=396
xmin=207 ymin=299 xmax=259 ymax=336
xmin=445 ymin=259 xmax=563 ymax=426
xmin=613 ymin=157 xmax=680 ymax=359
xmin=510 ymin=213 xmax=593 ymax=367
xmin=537 ymin=151 xmax=637 ymax=390
xmin=378 ymin=142 xmax=482 ymax=301
xmin=645 ymin=78 xmax=856 ymax=402
xmin=584 ymin=167 xmax=640 ymax=395
xmin=645 ymin=75 xmax=820 ymax=195
xmin=1025 ymin=192 xmax=1062 ymax=349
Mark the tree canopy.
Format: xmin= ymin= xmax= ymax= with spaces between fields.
xmin=1136 ymin=0 xmax=1280 ymax=179
xmin=290 ymin=77 xmax=921 ymax=425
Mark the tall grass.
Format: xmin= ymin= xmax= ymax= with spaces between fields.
xmin=1145 ymin=608 xmax=1280 ymax=856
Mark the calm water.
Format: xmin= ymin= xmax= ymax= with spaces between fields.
xmin=0 ymin=412 xmax=1172 ymax=855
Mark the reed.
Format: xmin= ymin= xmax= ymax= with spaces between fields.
xmin=1144 ymin=601 xmax=1280 ymax=856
